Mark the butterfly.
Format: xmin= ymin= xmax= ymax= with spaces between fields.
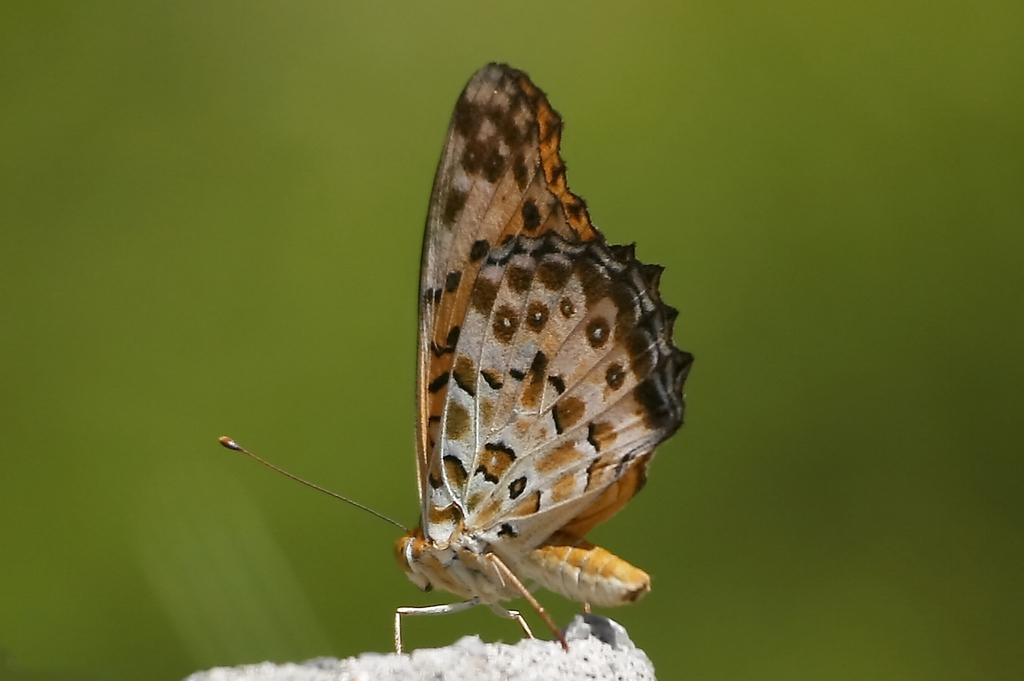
xmin=392 ymin=63 xmax=693 ymax=652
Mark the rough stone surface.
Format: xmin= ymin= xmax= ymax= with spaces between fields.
xmin=184 ymin=615 xmax=657 ymax=681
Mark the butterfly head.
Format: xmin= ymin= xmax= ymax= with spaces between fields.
xmin=395 ymin=527 xmax=435 ymax=592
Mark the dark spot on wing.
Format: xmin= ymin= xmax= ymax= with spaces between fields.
xmin=470 ymin=277 xmax=498 ymax=314
xmin=428 ymin=371 xmax=450 ymax=393
xmin=470 ymin=239 xmax=490 ymax=262
xmin=576 ymin=258 xmax=610 ymax=308
xmin=508 ymin=476 xmax=528 ymax=500
xmin=560 ymin=297 xmax=576 ymax=318
xmin=513 ymin=153 xmax=529 ymax=189
xmin=445 ymin=270 xmax=462 ymax=293
xmin=605 ymin=362 xmax=625 ymax=389
xmin=526 ymin=301 xmax=549 ymax=332
xmin=587 ymin=318 xmax=610 ymax=349
xmin=452 ymin=96 xmax=479 ymax=137
xmin=446 ymin=325 xmax=461 ymax=347
xmin=624 ymin=326 xmax=656 ymax=377
xmin=442 ymin=187 xmax=468 ymax=225
xmin=485 ymin=440 xmax=517 ymax=458
xmin=537 ymin=258 xmax=571 ymax=291
xmin=634 ymin=377 xmax=679 ymax=430
xmin=522 ymin=200 xmax=541 ymax=231
xmin=483 ymin=148 xmax=506 ymax=183
xmin=492 ymin=305 xmax=519 ymax=344
xmin=508 ymin=263 xmax=534 ymax=294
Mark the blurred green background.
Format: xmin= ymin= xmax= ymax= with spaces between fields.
xmin=2 ymin=2 xmax=1021 ymax=680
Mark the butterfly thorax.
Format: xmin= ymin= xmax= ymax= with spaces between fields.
xmin=395 ymin=526 xmax=522 ymax=603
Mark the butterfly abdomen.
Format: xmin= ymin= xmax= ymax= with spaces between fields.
xmin=518 ymin=534 xmax=651 ymax=607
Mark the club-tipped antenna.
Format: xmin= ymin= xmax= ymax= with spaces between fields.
xmin=219 ymin=436 xmax=407 ymax=531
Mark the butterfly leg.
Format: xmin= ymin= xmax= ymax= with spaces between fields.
xmin=487 ymin=603 xmax=535 ymax=639
xmin=394 ymin=597 xmax=479 ymax=654
xmin=486 ymin=553 xmax=569 ymax=651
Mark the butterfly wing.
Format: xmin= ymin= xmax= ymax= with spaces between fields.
xmin=451 ymin=233 xmax=693 ymax=552
xmin=418 ymin=64 xmax=691 ymax=551
xmin=416 ymin=64 xmax=601 ymax=536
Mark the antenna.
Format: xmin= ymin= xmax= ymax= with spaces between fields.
xmin=219 ymin=436 xmax=407 ymax=531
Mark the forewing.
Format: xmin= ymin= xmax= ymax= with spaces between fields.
xmin=416 ymin=64 xmax=599 ymax=539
